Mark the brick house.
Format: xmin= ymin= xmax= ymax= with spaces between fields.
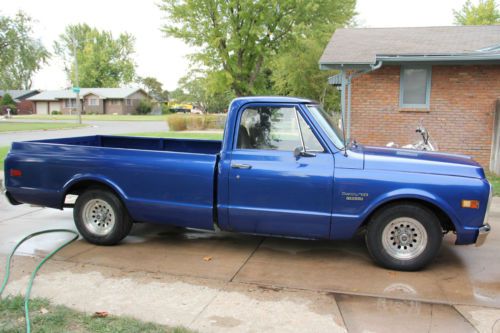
xmin=27 ymin=88 xmax=150 ymax=115
xmin=0 ymin=90 xmax=40 ymax=114
xmin=319 ymin=26 xmax=500 ymax=168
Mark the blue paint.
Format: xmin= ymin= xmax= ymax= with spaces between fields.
xmin=4 ymin=96 xmax=491 ymax=246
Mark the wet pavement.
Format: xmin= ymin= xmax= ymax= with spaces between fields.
xmin=1 ymin=188 xmax=500 ymax=332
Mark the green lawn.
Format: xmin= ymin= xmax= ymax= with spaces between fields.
xmin=487 ymin=172 xmax=500 ymax=196
xmin=0 ymin=146 xmax=8 ymax=169
xmin=124 ymin=131 xmax=223 ymax=140
xmin=0 ymin=296 xmax=194 ymax=333
xmin=0 ymin=122 xmax=85 ymax=133
xmin=14 ymin=114 xmax=167 ymax=121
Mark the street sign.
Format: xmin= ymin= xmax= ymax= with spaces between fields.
xmin=72 ymin=87 xmax=80 ymax=94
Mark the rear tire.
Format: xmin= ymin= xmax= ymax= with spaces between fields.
xmin=365 ymin=203 xmax=442 ymax=271
xmin=74 ymin=187 xmax=132 ymax=245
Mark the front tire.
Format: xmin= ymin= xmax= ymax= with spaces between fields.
xmin=74 ymin=187 xmax=132 ymax=245
xmin=365 ymin=203 xmax=443 ymax=271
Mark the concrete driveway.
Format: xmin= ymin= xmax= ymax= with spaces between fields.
xmin=0 ymin=119 xmax=168 ymax=146
xmin=1 ymin=188 xmax=500 ymax=332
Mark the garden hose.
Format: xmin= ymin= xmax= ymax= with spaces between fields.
xmin=0 ymin=229 xmax=79 ymax=333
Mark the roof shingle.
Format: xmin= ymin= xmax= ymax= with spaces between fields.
xmin=27 ymin=87 xmax=145 ymax=101
xmin=320 ymin=25 xmax=500 ymax=65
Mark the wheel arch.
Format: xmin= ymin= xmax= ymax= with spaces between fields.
xmin=360 ymin=197 xmax=456 ymax=232
xmin=62 ymin=175 xmax=128 ymax=209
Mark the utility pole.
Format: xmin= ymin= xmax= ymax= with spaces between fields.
xmin=72 ymin=39 xmax=82 ymax=124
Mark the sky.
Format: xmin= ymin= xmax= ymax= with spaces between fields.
xmin=2 ymin=0 xmax=466 ymax=91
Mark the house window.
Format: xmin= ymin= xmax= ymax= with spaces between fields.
xmin=88 ymin=98 xmax=99 ymax=106
xmin=126 ymin=99 xmax=132 ymax=106
xmin=400 ymin=66 xmax=431 ymax=108
xmin=64 ymin=99 xmax=77 ymax=108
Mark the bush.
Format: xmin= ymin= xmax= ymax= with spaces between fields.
xmin=51 ymin=110 xmax=61 ymax=115
xmin=166 ymin=113 xmax=227 ymax=131
xmin=161 ymin=104 xmax=172 ymax=115
xmin=167 ymin=114 xmax=188 ymax=131
xmin=0 ymin=93 xmax=17 ymax=115
xmin=136 ymin=99 xmax=152 ymax=115
xmin=204 ymin=114 xmax=226 ymax=130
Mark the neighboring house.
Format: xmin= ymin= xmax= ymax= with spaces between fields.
xmin=0 ymin=90 xmax=40 ymax=114
xmin=27 ymin=88 xmax=150 ymax=115
xmin=319 ymin=25 xmax=500 ymax=169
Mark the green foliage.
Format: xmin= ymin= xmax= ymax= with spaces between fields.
xmin=0 ymin=12 xmax=49 ymax=89
xmin=160 ymin=0 xmax=356 ymax=97
xmin=54 ymin=23 xmax=136 ymax=87
xmin=453 ymin=0 xmax=500 ymax=25
xmin=161 ymin=104 xmax=173 ymax=114
xmin=0 ymin=93 xmax=16 ymax=107
xmin=174 ymin=72 xmax=233 ymax=113
xmin=136 ymin=99 xmax=153 ymax=114
xmin=51 ymin=110 xmax=61 ymax=115
xmin=0 ymin=93 xmax=17 ymax=115
xmin=140 ymin=76 xmax=169 ymax=101
xmin=270 ymin=34 xmax=341 ymax=112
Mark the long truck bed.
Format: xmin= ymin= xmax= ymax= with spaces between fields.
xmin=5 ymin=135 xmax=222 ymax=230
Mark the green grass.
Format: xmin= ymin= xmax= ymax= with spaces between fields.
xmin=124 ymin=131 xmax=223 ymax=140
xmin=0 ymin=295 xmax=195 ymax=333
xmin=0 ymin=146 xmax=8 ymax=169
xmin=487 ymin=172 xmax=500 ymax=196
xmin=0 ymin=122 xmax=85 ymax=133
xmin=14 ymin=114 xmax=167 ymax=121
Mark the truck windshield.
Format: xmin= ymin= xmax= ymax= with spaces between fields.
xmin=306 ymin=105 xmax=345 ymax=150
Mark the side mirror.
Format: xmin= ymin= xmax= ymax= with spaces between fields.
xmin=294 ymin=146 xmax=316 ymax=158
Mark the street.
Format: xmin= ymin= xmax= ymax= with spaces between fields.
xmin=0 ymin=119 xmax=168 ymax=146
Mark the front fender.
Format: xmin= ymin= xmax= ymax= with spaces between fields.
xmin=360 ymin=188 xmax=461 ymax=230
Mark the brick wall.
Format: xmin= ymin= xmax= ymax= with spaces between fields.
xmin=350 ymin=65 xmax=500 ymax=167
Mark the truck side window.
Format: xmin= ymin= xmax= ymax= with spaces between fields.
xmin=237 ymin=106 xmax=323 ymax=151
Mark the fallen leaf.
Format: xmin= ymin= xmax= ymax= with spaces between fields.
xmin=40 ymin=308 xmax=49 ymax=315
xmin=93 ymin=311 xmax=109 ymax=318
xmin=203 ymin=256 xmax=212 ymax=261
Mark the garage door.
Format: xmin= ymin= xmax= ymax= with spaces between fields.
xmin=36 ymin=102 xmax=48 ymax=115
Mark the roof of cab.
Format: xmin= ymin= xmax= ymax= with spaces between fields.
xmin=231 ymin=96 xmax=317 ymax=105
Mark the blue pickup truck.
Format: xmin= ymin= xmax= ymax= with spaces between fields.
xmin=4 ymin=97 xmax=492 ymax=271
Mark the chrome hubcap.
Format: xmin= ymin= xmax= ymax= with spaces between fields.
xmin=382 ymin=217 xmax=428 ymax=260
xmin=82 ymin=199 xmax=115 ymax=236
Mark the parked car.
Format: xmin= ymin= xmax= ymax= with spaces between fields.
xmin=3 ymin=96 xmax=492 ymax=271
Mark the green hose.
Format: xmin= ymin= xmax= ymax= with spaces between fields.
xmin=0 ymin=229 xmax=79 ymax=333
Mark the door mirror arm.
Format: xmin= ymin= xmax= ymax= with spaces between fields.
xmin=294 ymin=146 xmax=316 ymax=158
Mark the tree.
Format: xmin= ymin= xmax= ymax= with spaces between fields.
xmin=454 ymin=0 xmax=500 ymax=25
xmin=270 ymin=3 xmax=354 ymax=112
xmin=174 ymin=72 xmax=233 ymax=113
xmin=0 ymin=93 xmax=17 ymax=115
xmin=160 ymin=0 xmax=356 ymax=96
xmin=139 ymin=76 xmax=169 ymax=101
xmin=0 ymin=12 xmax=49 ymax=89
xmin=54 ymin=24 xmax=136 ymax=87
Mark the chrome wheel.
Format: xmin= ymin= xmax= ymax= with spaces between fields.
xmin=82 ymin=199 xmax=115 ymax=236
xmin=382 ymin=217 xmax=428 ymax=260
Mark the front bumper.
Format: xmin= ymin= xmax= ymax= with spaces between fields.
xmin=475 ymin=223 xmax=491 ymax=247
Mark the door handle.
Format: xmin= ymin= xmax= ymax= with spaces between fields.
xmin=231 ymin=163 xmax=252 ymax=169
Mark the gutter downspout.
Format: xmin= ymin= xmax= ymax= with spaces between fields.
xmin=341 ymin=61 xmax=383 ymax=143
